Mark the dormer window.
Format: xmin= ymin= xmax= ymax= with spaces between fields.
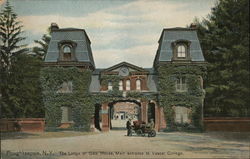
xmin=172 ymin=40 xmax=191 ymax=61
xmin=177 ymin=45 xmax=186 ymax=58
xmin=58 ymin=40 xmax=77 ymax=62
xmin=62 ymin=45 xmax=72 ymax=61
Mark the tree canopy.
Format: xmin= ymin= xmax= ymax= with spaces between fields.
xmin=32 ymin=28 xmax=51 ymax=60
xmin=0 ymin=1 xmax=28 ymax=72
xmin=193 ymin=0 xmax=249 ymax=117
xmin=0 ymin=1 xmax=44 ymax=118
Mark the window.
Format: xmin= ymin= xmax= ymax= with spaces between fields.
xmin=61 ymin=106 xmax=72 ymax=123
xmin=58 ymin=81 xmax=73 ymax=93
xmin=119 ymin=80 xmax=123 ymax=91
xmin=62 ymin=45 xmax=72 ymax=61
xmin=174 ymin=106 xmax=190 ymax=123
xmin=136 ymin=79 xmax=141 ymax=90
xmin=176 ymin=77 xmax=187 ymax=92
xmin=126 ymin=80 xmax=130 ymax=91
xmin=63 ymin=46 xmax=71 ymax=53
xmin=108 ymin=81 xmax=113 ymax=91
xmin=177 ymin=45 xmax=186 ymax=57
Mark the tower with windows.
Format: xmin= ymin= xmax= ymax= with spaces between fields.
xmin=153 ymin=27 xmax=206 ymax=126
xmin=43 ymin=23 xmax=95 ymax=127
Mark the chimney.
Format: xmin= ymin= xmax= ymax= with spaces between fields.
xmin=51 ymin=23 xmax=59 ymax=32
xmin=189 ymin=23 xmax=197 ymax=29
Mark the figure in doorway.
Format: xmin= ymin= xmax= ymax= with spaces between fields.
xmin=148 ymin=118 xmax=155 ymax=130
xmin=126 ymin=118 xmax=132 ymax=136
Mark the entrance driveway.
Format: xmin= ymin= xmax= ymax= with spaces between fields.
xmin=1 ymin=130 xmax=249 ymax=159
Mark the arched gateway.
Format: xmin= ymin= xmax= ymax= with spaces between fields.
xmin=93 ymin=99 xmax=164 ymax=132
xmin=42 ymin=23 xmax=206 ymax=132
xmin=88 ymin=60 xmax=167 ymax=132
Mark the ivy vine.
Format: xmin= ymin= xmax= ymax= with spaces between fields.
xmin=41 ymin=67 xmax=157 ymax=131
xmin=40 ymin=67 xmax=93 ymax=130
xmin=157 ymin=64 xmax=206 ymax=129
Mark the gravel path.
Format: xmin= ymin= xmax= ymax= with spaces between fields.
xmin=1 ymin=131 xmax=250 ymax=159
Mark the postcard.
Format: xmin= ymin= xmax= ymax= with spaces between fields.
xmin=1 ymin=0 xmax=249 ymax=159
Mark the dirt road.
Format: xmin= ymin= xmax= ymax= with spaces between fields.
xmin=1 ymin=130 xmax=249 ymax=159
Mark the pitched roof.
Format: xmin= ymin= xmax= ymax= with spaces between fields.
xmin=102 ymin=61 xmax=148 ymax=73
xmin=44 ymin=28 xmax=95 ymax=67
xmin=154 ymin=27 xmax=205 ymax=65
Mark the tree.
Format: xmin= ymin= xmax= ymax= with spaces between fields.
xmin=32 ymin=28 xmax=51 ymax=60
xmin=0 ymin=1 xmax=44 ymax=118
xmin=0 ymin=1 xmax=28 ymax=117
xmin=0 ymin=1 xmax=28 ymax=72
xmin=8 ymin=54 xmax=44 ymax=118
xmin=193 ymin=0 xmax=249 ymax=117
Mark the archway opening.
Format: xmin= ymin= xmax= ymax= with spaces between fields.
xmin=94 ymin=104 xmax=101 ymax=131
xmin=148 ymin=102 xmax=155 ymax=123
xmin=108 ymin=99 xmax=141 ymax=130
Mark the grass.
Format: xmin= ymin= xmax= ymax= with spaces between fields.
xmin=1 ymin=131 xmax=97 ymax=140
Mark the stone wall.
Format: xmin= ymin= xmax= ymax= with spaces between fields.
xmin=0 ymin=118 xmax=45 ymax=132
xmin=203 ymin=117 xmax=250 ymax=132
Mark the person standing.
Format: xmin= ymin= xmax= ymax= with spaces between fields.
xmin=126 ymin=118 xmax=132 ymax=136
xmin=149 ymin=118 xmax=155 ymax=130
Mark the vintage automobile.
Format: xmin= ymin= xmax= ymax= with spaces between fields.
xmin=129 ymin=121 xmax=156 ymax=137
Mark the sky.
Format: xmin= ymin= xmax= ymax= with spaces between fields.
xmin=0 ymin=0 xmax=217 ymax=68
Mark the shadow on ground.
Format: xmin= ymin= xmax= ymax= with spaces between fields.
xmin=1 ymin=132 xmax=39 ymax=140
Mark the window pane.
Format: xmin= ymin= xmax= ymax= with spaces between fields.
xmin=136 ymin=79 xmax=141 ymax=90
xmin=181 ymin=78 xmax=186 ymax=90
xmin=68 ymin=81 xmax=73 ymax=92
xmin=119 ymin=80 xmax=123 ymax=91
xmin=176 ymin=77 xmax=187 ymax=91
xmin=126 ymin=80 xmax=130 ymax=90
xmin=108 ymin=81 xmax=112 ymax=91
xmin=177 ymin=45 xmax=186 ymax=57
xmin=174 ymin=106 xmax=190 ymax=123
xmin=63 ymin=46 xmax=71 ymax=53
xmin=177 ymin=84 xmax=181 ymax=90
xmin=177 ymin=78 xmax=181 ymax=84
xmin=181 ymin=52 xmax=185 ymax=57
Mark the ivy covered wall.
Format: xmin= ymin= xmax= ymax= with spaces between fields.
xmin=41 ymin=69 xmax=157 ymax=131
xmin=41 ymin=63 xmax=206 ymax=131
xmin=40 ymin=67 xmax=93 ymax=130
xmin=157 ymin=63 xmax=207 ymax=129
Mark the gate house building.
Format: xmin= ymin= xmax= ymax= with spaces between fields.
xmin=44 ymin=23 xmax=206 ymax=131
